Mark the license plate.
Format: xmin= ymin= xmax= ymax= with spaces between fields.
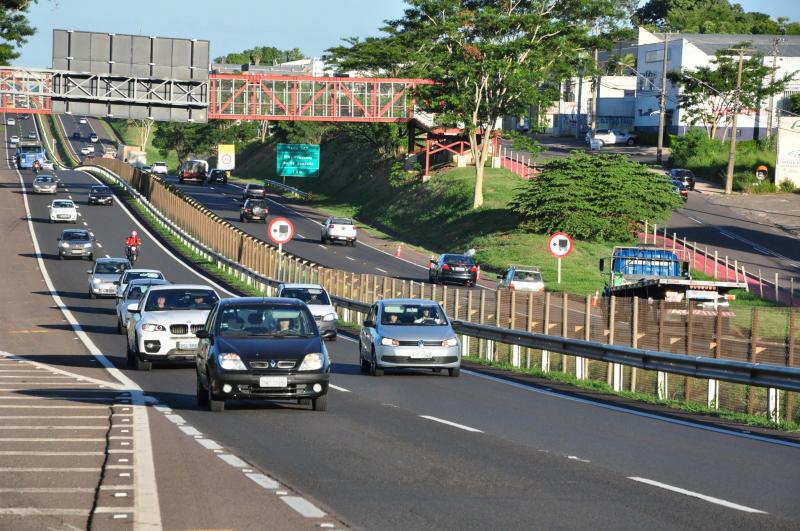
xmin=259 ymin=376 xmax=288 ymax=388
xmin=409 ymin=351 xmax=431 ymax=359
xmin=71 ymin=249 xmax=83 ymax=254
xmin=177 ymin=341 xmax=198 ymax=350
xmin=453 ymin=267 xmax=465 ymax=272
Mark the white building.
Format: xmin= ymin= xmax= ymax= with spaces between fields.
xmin=634 ymin=28 xmax=800 ymax=140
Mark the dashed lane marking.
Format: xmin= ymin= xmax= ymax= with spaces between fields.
xmin=628 ymin=477 xmax=766 ymax=514
xmin=280 ymin=496 xmax=326 ymax=518
xmin=329 ymin=384 xmax=350 ymax=393
xmin=419 ymin=415 xmax=483 ymax=433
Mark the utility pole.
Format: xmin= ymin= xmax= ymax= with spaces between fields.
xmin=725 ymin=48 xmax=747 ymax=195
xmin=576 ymin=62 xmax=585 ymax=140
xmin=591 ymin=47 xmax=599 ymax=133
xmin=656 ymin=33 xmax=670 ymax=165
xmin=765 ymin=37 xmax=784 ymax=142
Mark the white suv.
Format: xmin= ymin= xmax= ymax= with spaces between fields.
xmin=151 ymin=161 xmax=168 ymax=175
xmin=586 ymin=129 xmax=636 ymax=146
xmin=126 ymin=284 xmax=219 ymax=371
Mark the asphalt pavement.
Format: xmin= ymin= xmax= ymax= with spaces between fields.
xmin=8 ymin=112 xmax=800 ymax=528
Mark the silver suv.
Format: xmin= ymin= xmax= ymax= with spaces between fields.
xmin=87 ymin=258 xmax=130 ymax=299
xmin=126 ymin=284 xmax=219 ymax=371
xmin=276 ymin=283 xmax=337 ymax=340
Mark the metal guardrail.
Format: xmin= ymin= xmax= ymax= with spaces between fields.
xmin=81 ymin=164 xmax=800 ymax=395
xmin=334 ymin=296 xmax=800 ymax=393
xmin=264 ymin=178 xmax=311 ymax=201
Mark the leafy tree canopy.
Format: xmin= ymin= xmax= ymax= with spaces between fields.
xmin=510 ymin=152 xmax=682 ymax=242
xmin=215 ymin=46 xmax=304 ymax=65
xmin=634 ymin=0 xmax=800 ymax=34
xmin=0 ymin=0 xmax=35 ymax=65
xmin=152 ymin=121 xmax=258 ymax=162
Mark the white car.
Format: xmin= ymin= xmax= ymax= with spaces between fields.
xmin=276 ymin=283 xmax=338 ymax=341
xmin=90 ymin=133 xmax=98 ymax=143
xmin=48 ymin=199 xmax=78 ymax=223
xmin=40 ymin=160 xmax=55 ymax=171
xmin=126 ymin=284 xmax=219 ymax=371
xmin=320 ymin=216 xmax=357 ymax=246
xmin=116 ymin=278 xmax=171 ymax=334
xmin=9 ymin=135 xmax=19 ymax=145
xmin=151 ymin=161 xmax=168 ymax=175
xmin=499 ymin=265 xmax=545 ymax=293
xmin=80 ymin=146 xmax=95 ymax=155
xmin=585 ymin=129 xmax=637 ymax=147
xmin=6 ymin=118 xmax=15 ymax=126
xmin=115 ymin=268 xmax=166 ymax=299
xmin=79 ymin=117 xmax=88 ymax=124
xmin=27 ymin=131 xmax=36 ymax=139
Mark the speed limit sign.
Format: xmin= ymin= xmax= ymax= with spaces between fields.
xmin=268 ymin=217 xmax=294 ymax=245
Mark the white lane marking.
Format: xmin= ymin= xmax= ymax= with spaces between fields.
xmin=9 ymin=122 xmax=163 ymax=531
xmin=246 ymin=472 xmax=280 ymax=489
xmin=0 ymin=353 xmax=119 ymax=388
xmin=0 ymin=438 xmax=104 ymax=442
xmin=0 ymin=467 xmax=101 ymax=472
xmin=0 ymin=451 xmax=105 ymax=456
xmin=346 ymin=256 xmax=355 ymax=261
xmin=329 ymin=384 xmax=350 ymax=393
xmin=82 ymin=221 xmax=88 ymax=226
xmin=463 ymin=369 xmax=800 ymax=449
xmin=165 ymin=413 xmax=186 ymax=425
xmin=218 ymin=453 xmax=249 ymax=468
xmin=280 ymin=496 xmax=326 ymax=518
xmin=104 ymin=254 xmax=110 ymax=258
xmin=719 ymin=230 xmax=736 ymax=240
xmin=628 ymin=477 xmax=766 ymax=514
xmin=179 ymin=426 xmax=201 ymax=436
xmin=567 ymin=455 xmax=591 ymax=463
xmin=0 ymin=508 xmax=91 ymax=516
xmin=375 ymin=267 xmax=387 ymax=273
xmin=196 ymin=438 xmax=222 ymax=450
xmin=419 ymin=415 xmax=483 ymax=433
xmin=687 ymin=216 xmax=703 ymax=224
xmin=96 ymin=242 xmax=102 ymax=248
xmin=0 ymin=426 xmax=107 ymax=430
xmin=317 ymin=244 xmax=327 ymax=250
xmin=78 ymin=167 xmax=235 ymax=296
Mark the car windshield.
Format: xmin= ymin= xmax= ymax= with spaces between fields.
xmin=245 ymin=200 xmax=265 ymax=209
xmin=91 ymin=187 xmax=110 ymax=193
xmin=52 ymin=201 xmax=74 ymax=208
xmin=381 ymin=303 xmax=446 ymax=326
xmin=124 ymin=271 xmax=163 ymax=283
xmin=94 ymin=261 xmax=128 ymax=274
xmin=330 ymin=218 xmax=352 ymax=225
xmin=443 ymin=255 xmax=474 ymax=267
xmin=248 ymin=184 xmax=264 ymax=190
xmin=126 ymin=285 xmax=150 ymax=301
xmin=513 ymin=270 xmax=542 ymax=282
xmin=144 ymin=289 xmax=218 ymax=312
xmin=280 ymin=288 xmax=331 ymax=305
xmin=217 ymin=305 xmax=315 ymax=337
xmin=62 ymin=231 xmax=90 ymax=241
xmin=35 ymin=176 xmax=54 ymax=183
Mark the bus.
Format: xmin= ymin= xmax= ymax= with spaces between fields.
xmin=16 ymin=141 xmax=47 ymax=169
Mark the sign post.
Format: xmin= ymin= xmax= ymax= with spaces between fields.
xmin=268 ymin=217 xmax=294 ymax=278
xmin=547 ymin=232 xmax=573 ymax=284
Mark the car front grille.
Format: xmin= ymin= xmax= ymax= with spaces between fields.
xmin=169 ymin=324 xmax=205 ymax=335
xmin=397 ymin=340 xmax=446 ymax=347
xmin=382 ymin=356 xmax=459 ymax=364
xmin=249 ymin=360 xmax=296 ymax=370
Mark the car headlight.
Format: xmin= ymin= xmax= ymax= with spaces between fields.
xmin=218 ymin=353 xmax=247 ymax=371
xmin=298 ymin=352 xmax=324 ymax=371
xmin=442 ymin=337 xmax=458 ymax=347
xmin=92 ymin=278 xmax=102 ymax=284
xmin=322 ymin=312 xmax=337 ymax=322
xmin=380 ymin=337 xmax=400 ymax=347
xmin=60 ymin=242 xmax=70 ymax=248
xmin=140 ymin=323 xmax=166 ymax=332
xmin=83 ymin=243 xmax=92 ymax=248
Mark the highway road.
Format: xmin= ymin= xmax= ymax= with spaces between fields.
xmin=5 ymin=112 xmax=799 ymax=528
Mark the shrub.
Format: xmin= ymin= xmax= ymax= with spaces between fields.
xmin=779 ymin=179 xmax=796 ymax=193
xmin=510 ymin=152 xmax=682 ymax=242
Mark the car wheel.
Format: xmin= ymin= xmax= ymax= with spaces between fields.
xmin=117 ymin=319 xmax=124 ymax=334
xmin=432 ymin=368 xmax=442 ymax=373
xmin=59 ymin=254 xmax=64 ymax=260
xmin=326 ymin=334 xmax=337 ymax=342
xmin=448 ymin=367 xmax=461 ymax=377
xmin=239 ymin=216 xmax=244 ymax=222
xmin=360 ymin=353 xmax=370 ymax=373
xmin=627 ymin=138 xmax=635 ymax=146
xmin=89 ymin=290 xmax=96 ymax=300
xmin=320 ymin=235 xmax=326 ymax=244
xmin=597 ymin=140 xmax=605 ymax=147
xmin=208 ymin=377 xmax=225 ymax=412
xmin=223 ymin=179 xmax=228 ymax=185
xmin=370 ymin=350 xmax=383 ymax=377
xmin=196 ymin=371 xmax=210 ymax=406
xmin=312 ymin=394 xmax=328 ymax=412
xmin=135 ymin=357 xmax=152 ymax=371
xmin=49 ymin=219 xmax=53 ymax=224
xmin=351 ymin=240 xmax=357 ymax=247
xmin=88 ymin=254 xmax=94 ymax=262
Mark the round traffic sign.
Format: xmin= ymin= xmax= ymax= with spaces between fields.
xmin=548 ymin=232 xmax=573 ymax=258
xmin=268 ymin=217 xmax=294 ymax=245
xmin=220 ymin=153 xmax=233 ymax=165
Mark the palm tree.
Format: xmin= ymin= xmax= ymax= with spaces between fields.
xmin=605 ymin=53 xmax=636 ymax=75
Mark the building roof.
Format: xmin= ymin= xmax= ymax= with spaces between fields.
xmin=656 ymin=32 xmax=800 ymax=57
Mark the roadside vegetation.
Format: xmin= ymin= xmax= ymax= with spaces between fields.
xmin=107 ymin=120 xmax=180 ymax=172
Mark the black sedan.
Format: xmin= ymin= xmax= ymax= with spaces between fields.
xmin=429 ymin=254 xmax=479 ymax=286
xmin=669 ymin=168 xmax=696 ymax=191
xmin=88 ymin=185 xmax=113 ymax=205
xmin=208 ymin=168 xmax=228 ymax=184
xmin=195 ymin=297 xmax=330 ymax=412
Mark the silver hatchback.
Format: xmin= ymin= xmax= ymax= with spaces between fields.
xmin=359 ymin=299 xmax=461 ymax=377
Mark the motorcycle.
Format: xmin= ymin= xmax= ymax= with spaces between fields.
xmin=125 ymin=245 xmax=139 ymax=265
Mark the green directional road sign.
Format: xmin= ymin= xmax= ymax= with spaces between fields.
xmin=277 ymin=143 xmax=320 ymax=177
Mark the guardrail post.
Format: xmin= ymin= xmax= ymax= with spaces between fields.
xmin=643 ymin=220 xmax=649 ymax=244
xmin=526 ymin=293 xmax=534 ymax=369
xmin=495 ymin=291 xmax=502 ymax=327
xmin=454 ymin=289 xmax=461 ymax=321
xmin=443 ymin=285 xmax=449 ymax=312
xmin=631 ymin=297 xmax=639 ymax=392
xmin=510 ymin=291 xmax=520 ymax=367
xmin=748 ymin=307 xmax=759 ymax=415
xmin=542 ymin=292 xmax=551 ymax=372
xmin=576 ymin=295 xmax=590 ymax=380
xmin=467 ymin=290 xmax=474 ymax=322
xmin=657 ymin=300 xmax=667 ymax=400
xmin=788 ymin=310 xmax=795 ymax=422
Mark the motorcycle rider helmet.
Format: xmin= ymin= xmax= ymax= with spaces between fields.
xmin=131 ymin=230 xmax=137 ymax=237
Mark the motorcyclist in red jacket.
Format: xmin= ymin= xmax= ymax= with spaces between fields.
xmin=125 ymin=230 xmax=141 ymax=248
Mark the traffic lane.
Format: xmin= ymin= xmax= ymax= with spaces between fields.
xmin=166 ymin=175 xmax=434 ymax=281
xmin=59 ymin=114 xmax=101 ymax=159
xmin=30 ymin=170 xmax=790 ymax=527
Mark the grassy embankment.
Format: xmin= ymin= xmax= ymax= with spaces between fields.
xmin=105 ymin=120 xmax=180 ymax=172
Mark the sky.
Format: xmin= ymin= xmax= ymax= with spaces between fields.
xmin=10 ymin=0 xmax=800 ymax=69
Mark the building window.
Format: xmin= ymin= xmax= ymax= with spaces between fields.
xmin=645 ymin=47 xmax=671 ymax=63
xmin=623 ymin=89 xmax=635 ymax=98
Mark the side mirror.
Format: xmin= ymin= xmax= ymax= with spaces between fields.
xmin=86 ymin=270 xmax=92 ymax=275
xmin=363 ymin=320 xmax=375 ymax=328
xmin=599 ymin=259 xmax=606 ymax=272
xmin=127 ymin=303 xmax=140 ymax=314
xmin=195 ymin=329 xmax=209 ymax=339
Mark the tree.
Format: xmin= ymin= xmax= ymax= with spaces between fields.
xmin=634 ymin=0 xmax=800 ymax=34
xmin=786 ymin=93 xmax=800 ymax=116
xmin=604 ymin=53 xmax=636 ymax=76
xmin=668 ymin=45 xmax=795 ymax=140
xmin=127 ymin=118 xmax=155 ymax=150
xmin=510 ymin=152 xmax=682 ymax=242
xmin=327 ymin=0 xmax=633 ymax=209
xmin=0 ymin=0 xmax=36 ymax=65
xmin=214 ymin=46 xmax=305 ymax=65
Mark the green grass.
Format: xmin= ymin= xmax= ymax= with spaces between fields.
xmin=106 ymin=120 xmax=180 ymax=172
xmin=464 ymin=356 xmax=800 ymax=432
xmin=44 ymin=115 xmax=79 ymax=167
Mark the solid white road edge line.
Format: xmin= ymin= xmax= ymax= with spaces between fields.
xmin=462 ymin=369 xmax=800 ymax=449
xmin=8 ymin=118 xmax=163 ymax=531
xmin=419 ymin=415 xmax=483 ymax=433
xmin=627 ymin=477 xmax=767 ymax=514
xmin=328 ymin=384 xmax=350 ymax=393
